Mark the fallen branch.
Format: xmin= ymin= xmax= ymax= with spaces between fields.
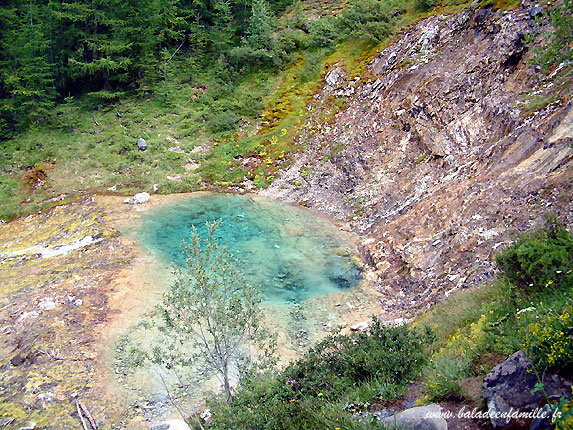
xmin=75 ymin=399 xmax=89 ymax=430
xmin=79 ymin=400 xmax=99 ymax=430
xmin=90 ymin=113 xmax=100 ymax=126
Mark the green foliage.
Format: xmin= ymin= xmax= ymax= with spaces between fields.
xmin=419 ymin=215 xmax=573 ymax=402
xmin=415 ymin=0 xmax=439 ymax=11
xmin=208 ymin=320 xmax=433 ymax=429
xmin=0 ymin=1 xmax=55 ymax=134
xmin=553 ymin=397 xmax=573 ymax=430
xmin=297 ymin=50 xmax=328 ymax=82
xmin=308 ymin=15 xmax=340 ymax=48
xmin=0 ymin=0 xmax=428 ymax=215
xmin=306 ymin=0 xmax=405 ymax=48
xmin=495 ymin=215 xmax=573 ymax=293
xmin=247 ymin=0 xmax=276 ymax=50
xmin=531 ymin=0 xmax=573 ymax=70
xmin=423 ymin=313 xmax=489 ymax=400
xmin=339 ymin=0 xmax=405 ymax=43
xmin=522 ymin=302 xmax=573 ymax=372
xmin=283 ymin=319 xmax=433 ymax=398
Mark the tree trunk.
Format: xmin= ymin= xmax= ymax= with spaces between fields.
xmin=223 ymin=360 xmax=232 ymax=405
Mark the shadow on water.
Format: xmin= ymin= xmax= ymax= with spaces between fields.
xmin=137 ymin=193 xmax=362 ymax=303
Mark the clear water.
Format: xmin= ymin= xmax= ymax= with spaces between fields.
xmin=138 ymin=193 xmax=362 ymax=303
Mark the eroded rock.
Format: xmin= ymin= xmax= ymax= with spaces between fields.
xmin=262 ymin=3 xmax=573 ymax=316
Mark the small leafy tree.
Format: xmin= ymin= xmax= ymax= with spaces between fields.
xmin=145 ymin=221 xmax=276 ymax=405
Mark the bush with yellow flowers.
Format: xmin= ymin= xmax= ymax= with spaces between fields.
xmin=424 ymin=313 xmax=490 ymax=400
xmin=523 ymin=302 xmax=573 ymax=372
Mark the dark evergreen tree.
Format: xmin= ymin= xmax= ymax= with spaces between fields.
xmin=0 ymin=1 xmax=55 ymax=134
xmin=0 ymin=0 xmax=293 ymax=137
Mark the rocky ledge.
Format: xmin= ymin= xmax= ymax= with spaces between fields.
xmin=262 ymin=1 xmax=573 ymax=316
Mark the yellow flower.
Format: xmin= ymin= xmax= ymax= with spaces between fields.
xmin=318 ymin=393 xmax=324 ymax=397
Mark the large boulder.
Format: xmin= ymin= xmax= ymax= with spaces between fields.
xmin=380 ymin=404 xmax=447 ymax=430
xmin=150 ymin=419 xmax=191 ymax=430
xmin=482 ymin=350 xmax=572 ymax=429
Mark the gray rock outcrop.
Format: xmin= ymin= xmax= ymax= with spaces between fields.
xmin=325 ymin=64 xmax=346 ymax=88
xmin=482 ymin=350 xmax=572 ymax=429
xmin=380 ymin=404 xmax=447 ymax=430
xmin=262 ymin=3 xmax=573 ymax=315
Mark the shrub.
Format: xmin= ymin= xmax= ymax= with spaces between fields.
xmin=208 ymin=111 xmax=241 ymax=133
xmin=424 ymin=313 xmax=489 ymax=400
xmin=523 ymin=302 xmax=573 ymax=373
xmin=297 ymin=50 xmax=328 ymax=83
xmin=275 ymin=28 xmax=308 ymax=53
xmin=495 ymin=215 xmax=573 ymax=293
xmin=415 ymin=0 xmax=438 ymax=11
xmin=208 ymin=320 xmax=433 ymax=430
xmin=282 ymin=318 xmax=433 ymax=398
xmin=308 ymin=16 xmax=340 ymax=48
xmin=338 ymin=0 xmax=404 ymax=43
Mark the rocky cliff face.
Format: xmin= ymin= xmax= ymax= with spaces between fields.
xmin=262 ymin=3 xmax=573 ymax=316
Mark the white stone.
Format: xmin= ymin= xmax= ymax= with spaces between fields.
xmin=325 ymin=65 xmax=346 ymax=88
xmin=387 ymin=317 xmax=411 ymax=327
xmin=38 ymin=298 xmax=57 ymax=311
xmin=18 ymin=311 xmax=39 ymax=322
xmin=350 ymin=321 xmax=369 ymax=332
xmin=132 ymin=192 xmax=150 ymax=204
xmin=200 ymin=409 xmax=212 ymax=424
xmin=380 ymin=404 xmax=447 ymax=430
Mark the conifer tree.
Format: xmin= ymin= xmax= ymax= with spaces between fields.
xmin=0 ymin=1 xmax=55 ymax=132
